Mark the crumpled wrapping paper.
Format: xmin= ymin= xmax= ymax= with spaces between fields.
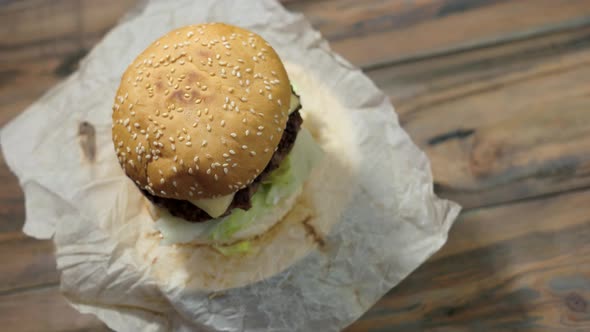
xmin=0 ymin=0 xmax=461 ymax=331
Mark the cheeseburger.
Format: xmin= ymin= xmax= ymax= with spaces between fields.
xmin=111 ymin=23 xmax=322 ymax=249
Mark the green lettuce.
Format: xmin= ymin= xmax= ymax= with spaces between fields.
xmin=209 ymin=128 xmax=323 ymax=243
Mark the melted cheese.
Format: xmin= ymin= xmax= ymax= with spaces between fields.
xmin=189 ymin=193 xmax=235 ymax=218
xmin=289 ymin=92 xmax=300 ymax=114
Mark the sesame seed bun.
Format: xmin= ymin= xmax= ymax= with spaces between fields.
xmin=112 ymin=23 xmax=291 ymax=200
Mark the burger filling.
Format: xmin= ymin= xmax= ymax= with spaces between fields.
xmin=143 ymin=91 xmax=304 ymax=222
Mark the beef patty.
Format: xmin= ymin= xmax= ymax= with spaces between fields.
xmin=142 ymin=108 xmax=303 ymax=222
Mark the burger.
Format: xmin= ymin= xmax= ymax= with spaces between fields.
xmin=111 ymin=23 xmax=323 ymax=253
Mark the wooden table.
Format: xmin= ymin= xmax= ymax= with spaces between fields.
xmin=1 ymin=1 xmax=590 ymax=331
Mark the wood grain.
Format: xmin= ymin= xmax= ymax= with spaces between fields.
xmin=0 ymin=0 xmax=137 ymax=63
xmin=3 ymin=0 xmax=590 ymax=69
xmin=0 ymin=233 xmax=57 ymax=294
xmin=0 ymin=286 xmax=109 ymax=332
xmin=287 ymin=0 xmax=590 ymax=67
xmin=346 ymin=188 xmax=590 ymax=332
xmin=369 ymin=23 xmax=590 ymax=208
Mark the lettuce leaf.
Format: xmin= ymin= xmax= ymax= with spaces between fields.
xmin=209 ymin=128 xmax=323 ymax=243
xmin=155 ymin=128 xmax=323 ymax=251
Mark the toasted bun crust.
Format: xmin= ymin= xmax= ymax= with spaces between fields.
xmin=112 ymin=23 xmax=291 ymax=200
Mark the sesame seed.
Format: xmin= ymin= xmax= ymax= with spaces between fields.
xmin=206 ymin=168 xmax=211 ymax=175
xmin=160 ymin=178 xmax=165 ymax=184
xmin=229 ymin=149 xmax=236 ymax=155
xmin=220 ymin=120 xmax=226 ymax=127
xmin=250 ymin=151 xmax=256 ymax=156
xmin=134 ymin=122 xmax=140 ymax=128
xmin=206 ymin=124 xmax=211 ymax=132
xmin=169 ymin=137 xmax=175 ymax=142
xmin=172 ymin=166 xmax=177 ymax=173
xmin=188 ymin=168 xmax=193 ymax=174
xmin=232 ymin=163 xmax=238 ymax=168
xmin=171 ymin=144 xmax=176 ymax=151
xmin=257 ymin=131 xmax=262 ymax=136
xmin=186 ymin=142 xmax=192 ymax=146
xmin=230 ymin=132 xmax=237 ymax=138
xmin=223 ymin=168 xmax=228 ymax=174
xmin=202 ymin=140 xmax=208 ymax=147
xmin=245 ymin=129 xmax=250 ymax=136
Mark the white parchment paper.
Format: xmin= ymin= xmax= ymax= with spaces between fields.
xmin=0 ymin=0 xmax=460 ymax=331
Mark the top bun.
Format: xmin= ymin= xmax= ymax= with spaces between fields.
xmin=112 ymin=23 xmax=291 ymax=200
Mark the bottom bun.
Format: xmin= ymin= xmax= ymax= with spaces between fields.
xmin=136 ymin=189 xmax=318 ymax=291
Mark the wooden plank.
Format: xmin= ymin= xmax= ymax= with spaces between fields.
xmin=3 ymin=0 xmax=590 ymax=68
xmin=0 ymin=0 xmax=137 ymax=63
xmin=287 ymin=0 xmax=590 ymax=67
xmin=367 ymin=24 xmax=590 ymax=208
xmin=346 ymin=189 xmax=590 ymax=332
xmin=0 ymin=154 xmax=25 ymax=234
xmin=0 ymin=233 xmax=57 ymax=294
xmin=0 ymin=286 xmax=109 ymax=332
